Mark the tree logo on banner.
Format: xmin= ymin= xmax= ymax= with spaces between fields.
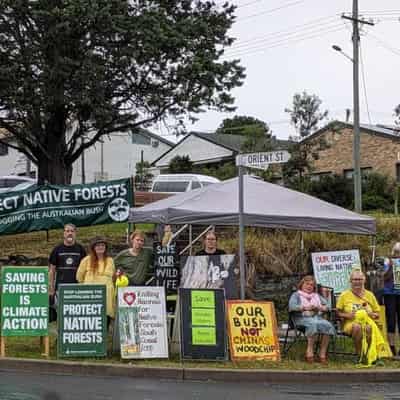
xmin=108 ymin=198 xmax=130 ymax=222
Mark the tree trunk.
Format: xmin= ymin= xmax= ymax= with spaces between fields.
xmin=37 ymin=156 xmax=72 ymax=185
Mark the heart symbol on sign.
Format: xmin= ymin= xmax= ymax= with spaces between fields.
xmin=123 ymin=292 xmax=136 ymax=305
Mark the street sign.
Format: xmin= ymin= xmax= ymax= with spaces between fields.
xmin=235 ymin=151 xmax=291 ymax=170
xmin=236 ymin=148 xmax=291 ymax=300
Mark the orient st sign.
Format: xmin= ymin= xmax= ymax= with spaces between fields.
xmin=236 ymin=149 xmax=291 ymax=300
xmin=235 ymin=151 xmax=291 ymax=170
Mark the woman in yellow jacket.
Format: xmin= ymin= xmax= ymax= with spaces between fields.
xmin=76 ymin=236 xmax=116 ymax=327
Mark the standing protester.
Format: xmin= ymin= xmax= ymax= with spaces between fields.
xmin=76 ymin=236 xmax=116 ymax=326
xmin=383 ymin=243 xmax=400 ymax=355
xmin=114 ymin=230 xmax=154 ymax=286
xmin=48 ymin=223 xmax=86 ymax=320
xmin=195 ymin=231 xmax=226 ymax=256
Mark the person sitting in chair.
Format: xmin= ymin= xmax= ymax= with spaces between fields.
xmin=336 ymin=270 xmax=380 ymax=356
xmin=288 ymin=275 xmax=335 ymax=364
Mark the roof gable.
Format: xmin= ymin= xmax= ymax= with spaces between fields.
xmin=301 ymin=121 xmax=400 ymax=143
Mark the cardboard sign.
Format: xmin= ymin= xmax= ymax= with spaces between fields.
xmin=154 ymin=242 xmax=180 ymax=293
xmin=392 ymin=258 xmax=400 ymax=290
xmin=311 ymin=249 xmax=360 ymax=294
xmin=1 ymin=267 xmax=48 ymax=336
xmin=226 ymin=301 xmax=280 ymax=361
xmin=179 ymin=288 xmax=226 ymax=360
xmin=57 ymin=284 xmax=107 ymax=357
xmin=180 ymin=254 xmax=238 ymax=299
xmin=118 ymin=286 xmax=168 ymax=359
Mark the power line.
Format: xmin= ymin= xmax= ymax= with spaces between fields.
xmin=359 ymin=44 xmax=372 ymax=125
xmin=229 ymin=15 xmax=340 ymax=50
xmin=223 ymin=25 xmax=344 ymax=58
xmin=237 ymin=0 xmax=307 ymax=22
xmin=367 ymin=32 xmax=400 ymax=57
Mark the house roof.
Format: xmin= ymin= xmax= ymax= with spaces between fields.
xmin=301 ymin=121 xmax=400 ymax=143
xmin=151 ymin=132 xmax=248 ymax=166
xmin=191 ymin=132 xmax=247 ymax=152
xmin=138 ymin=128 xmax=175 ymax=147
xmin=151 ymin=131 xmax=291 ymax=167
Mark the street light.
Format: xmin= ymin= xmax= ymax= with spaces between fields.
xmin=332 ymin=43 xmax=362 ymax=213
xmin=332 ymin=45 xmax=353 ymax=63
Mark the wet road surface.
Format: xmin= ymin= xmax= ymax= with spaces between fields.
xmin=0 ymin=370 xmax=399 ymax=400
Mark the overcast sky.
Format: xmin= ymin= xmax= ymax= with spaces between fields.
xmin=163 ymin=0 xmax=400 ymax=140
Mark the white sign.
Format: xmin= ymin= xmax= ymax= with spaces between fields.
xmin=235 ymin=151 xmax=291 ymax=170
xmin=311 ymin=249 xmax=361 ymax=294
xmin=118 ymin=286 xmax=168 ymax=359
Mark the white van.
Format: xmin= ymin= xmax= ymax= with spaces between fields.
xmin=151 ymin=174 xmax=220 ymax=193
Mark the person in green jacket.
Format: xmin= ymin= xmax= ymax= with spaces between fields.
xmin=114 ymin=230 xmax=154 ymax=286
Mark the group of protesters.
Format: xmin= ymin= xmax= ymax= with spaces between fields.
xmin=289 ymin=243 xmax=400 ymax=366
xmin=48 ymin=223 xmax=400 ymax=366
xmin=48 ymin=224 xmax=225 ymax=327
xmin=48 ymin=223 xmax=154 ymax=327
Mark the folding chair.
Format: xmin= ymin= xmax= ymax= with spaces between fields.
xmin=281 ymin=311 xmax=307 ymax=356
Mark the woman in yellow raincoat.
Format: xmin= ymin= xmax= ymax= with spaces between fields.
xmin=76 ymin=236 xmax=116 ymax=327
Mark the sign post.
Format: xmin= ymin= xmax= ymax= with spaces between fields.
xmin=235 ymin=151 xmax=291 ymax=300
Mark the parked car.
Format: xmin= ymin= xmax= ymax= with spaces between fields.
xmin=151 ymin=174 xmax=220 ymax=193
xmin=0 ymin=176 xmax=36 ymax=194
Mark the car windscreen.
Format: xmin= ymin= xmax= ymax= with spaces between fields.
xmin=152 ymin=181 xmax=190 ymax=192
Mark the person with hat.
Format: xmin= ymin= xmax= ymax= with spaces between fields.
xmin=76 ymin=236 xmax=116 ymax=325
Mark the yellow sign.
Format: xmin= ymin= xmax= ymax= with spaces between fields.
xmin=226 ymin=301 xmax=280 ymax=361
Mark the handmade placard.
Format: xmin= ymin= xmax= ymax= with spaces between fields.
xmin=118 ymin=286 xmax=168 ymax=359
xmin=226 ymin=300 xmax=280 ymax=361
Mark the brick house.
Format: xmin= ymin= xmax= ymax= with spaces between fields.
xmin=301 ymin=121 xmax=400 ymax=181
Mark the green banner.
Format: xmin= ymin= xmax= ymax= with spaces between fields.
xmin=57 ymin=284 xmax=107 ymax=358
xmin=1 ymin=266 xmax=48 ymax=336
xmin=0 ymin=178 xmax=133 ymax=235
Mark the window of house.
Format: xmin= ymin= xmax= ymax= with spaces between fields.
xmin=396 ymin=164 xmax=400 ymax=183
xmin=344 ymin=167 xmax=372 ymax=180
xmin=131 ymin=132 xmax=151 ymax=145
xmin=310 ymin=172 xmax=332 ymax=182
xmin=0 ymin=143 xmax=8 ymax=156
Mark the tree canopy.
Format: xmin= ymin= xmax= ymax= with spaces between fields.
xmin=0 ymin=0 xmax=244 ymax=183
xmin=285 ymin=91 xmax=328 ymax=138
xmin=216 ymin=115 xmax=270 ymax=137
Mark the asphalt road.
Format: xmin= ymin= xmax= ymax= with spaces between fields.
xmin=0 ymin=370 xmax=399 ymax=400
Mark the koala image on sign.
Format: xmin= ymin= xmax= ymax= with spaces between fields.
xmin=180 ymin=254 xmax=238 ymax=299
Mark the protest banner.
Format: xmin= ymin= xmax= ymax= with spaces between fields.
xmin=57 ymin=284 xmax=107 ymax=357
xmin=0 ymin=266 xmax=49 ymax=356
xmin=180 ymin=254 xmax=239 ymax=299
xmin=226 ymin=300 xmax=280 ymax=361
xmin=154 ymin=242 xmax=180 ymax=293
xmin=0 ymin=178 xmax=133 ymax=235
xmin=311 ymin=249 xmax=361 ymax=293
xmin=118 ymin=286 xmax=168 ymax=359
xmin=179 ymin=288 xmax=226 ymax=360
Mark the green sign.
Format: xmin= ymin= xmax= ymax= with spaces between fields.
xmin=57 ymin=284 xmax=107 ymax=357
xmin=1 ymin=266 xmax=48 ymax=336
xmin=0 ymin=178 xmax=133 ymax=235
xmin=191 ymin=290 xmax=215 ymax=309
xmin=191 ymin=290 xmax=216 ymax=346
xmin=192 ymin=327 xmax=216 ymax=345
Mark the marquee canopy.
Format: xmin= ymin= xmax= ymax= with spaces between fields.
xmin=129 ymin=176 xmax=375 ymax=235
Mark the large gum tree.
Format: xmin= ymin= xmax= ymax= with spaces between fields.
xmin=0 ymin=0 xmax=244 ymax=184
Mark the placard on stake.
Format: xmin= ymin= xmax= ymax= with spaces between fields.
xmin=0 ymin=266 xmax=49 ymax=357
